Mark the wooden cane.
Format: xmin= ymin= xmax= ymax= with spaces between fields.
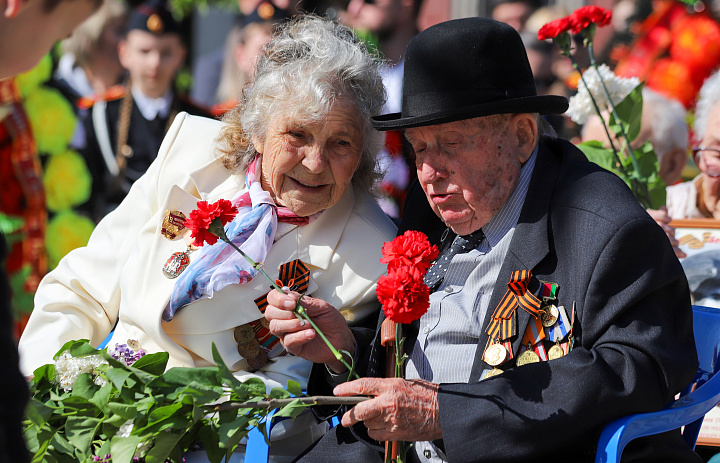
xmin=381 ymin=318 xmax=399 ymax=462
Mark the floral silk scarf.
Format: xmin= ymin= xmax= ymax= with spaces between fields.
xmin=164 ymin=157 xmax=316 ymax=321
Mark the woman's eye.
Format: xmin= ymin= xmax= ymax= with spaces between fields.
xmin=289 ymin=131 xmax=304 ymax=139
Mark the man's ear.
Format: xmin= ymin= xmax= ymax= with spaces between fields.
xmin=660 ymin=147 xmax=689 ymax=186
xmin=512 ymin=113 xmax=538 ymax=163
xmin=4 ymin=0 xmax=28 ymax=18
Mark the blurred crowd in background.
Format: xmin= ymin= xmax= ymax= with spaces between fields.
xmin=2 ymin=0 xmax=720 ymax=338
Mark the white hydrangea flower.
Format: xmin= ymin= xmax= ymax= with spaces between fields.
xmin=567 ymin=64 xmax=640 ymax=125
xmin=53 ymin=351 xmax=108 ymax=391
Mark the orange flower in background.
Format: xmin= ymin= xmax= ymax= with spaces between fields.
xmin=669 ymin=14 xmax=720 ymax=73
xmin=647 ymin=58 xmax=702 ymax=107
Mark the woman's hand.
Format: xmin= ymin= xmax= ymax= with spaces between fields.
xmin=334 ymin=377 xmax=442 ymax=442
xmin=265 ymin=290 xmax=355 ymax=373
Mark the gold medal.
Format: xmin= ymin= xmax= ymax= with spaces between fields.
xmin=233 ymin=324 xmax=255 ymax=344
xmin=483 ymin=343 xmax=509 ymax=367
xmin=548 ymin=343 xmax=564 ymax=360
xmin=259 ymin=317 xmax=270 ymax=329
xmin=484 ymin=368 xmax=504 ymax=379
xmin=246 ymin=349 xmax=268 ymax=370
xmin=516 ymin=349 xmax=540 ymax=366
xmin=161 ymin=210 xmax=186 ymax=240
xmin=237 ymin=340 xmax=261 ymax=359
xmin=162 ymin=246 xmax=193 ymax=278
xmin=541 ymin=304 xmax=559 ymax=327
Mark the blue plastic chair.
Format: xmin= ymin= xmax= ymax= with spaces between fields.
xmin=595 ymin=305 xmax=720 ymax=463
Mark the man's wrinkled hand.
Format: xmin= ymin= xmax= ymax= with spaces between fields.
xmin=265 ymin=290 xmax=354 ymax=373
xmin=334 ymin=377 xmax=442 ymax=442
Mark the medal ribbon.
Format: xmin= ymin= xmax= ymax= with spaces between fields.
xmin=521 ymin=317 xmax=548 ymax=361
xmin=486 ymin=269 xmax=542 ymax=341
xmin=253 ymin=259 xmax=310 ymax=353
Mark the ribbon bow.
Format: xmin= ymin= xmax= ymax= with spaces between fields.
xmin=486 ymin=269 xmax=542 ymax=341
xmin=252 ymin=259 xmax=310 ymax=353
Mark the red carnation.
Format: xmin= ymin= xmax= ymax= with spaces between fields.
xmin=185 ymin=199 xmax=238 ymax=246
xmin=380 ymin=230 xmax=439 ymax=275
xmin=377 ymin=267 xmax=431 ymax=324
xmin=537 ymin=17 xmax=574 ymax=40
xmin=570 ymin=6 xmax=612 ymax=34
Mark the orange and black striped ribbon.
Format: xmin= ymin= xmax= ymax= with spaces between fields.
xmin=486 ymin=270 xmax=542 ymax=342
xmin=253 ymin=259 xmax=310 ymax=353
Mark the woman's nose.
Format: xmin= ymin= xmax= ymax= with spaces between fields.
xmin=302 ymin=145 xmax=328 ymax=173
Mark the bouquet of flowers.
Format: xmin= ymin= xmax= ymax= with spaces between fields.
xmin=539 ymin=6 xmax=666 ymax=209
xmin=24 ymin=340 xmax=309 ymax=463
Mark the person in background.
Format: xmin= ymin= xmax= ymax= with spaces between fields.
xmin=265 ymin=17 xmax=698 ymax=463
xmin=582 ymin=87 xmax=689 ymax=257
xmin=80 ymin=0 xmax=212 ymax=222
xmin=55 ymin=0 xmax=128 ymax=100
xmin=667 ymin=69 xmax=720 ymax=220
xmin=211 ymin=1 xmax=288 ymax=116
xmin=1 ymin=0 xmax=102 ymax=461
xmin=339 ymin=0 xmax=423 ymax=219
xmin=490 ymin=0 xmax=538 ymax=32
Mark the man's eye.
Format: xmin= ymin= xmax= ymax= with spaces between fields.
xmin=337 ymin=140 xmax=350 ymax=146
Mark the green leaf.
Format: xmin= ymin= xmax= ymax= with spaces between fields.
xmin=217 ymin=420 xmax=249 ymax=451
xmin=286 ymin=380 xmax=303 ymax=398
xmin=104 ymin=402 xmax=138 ymax=420
xmin=53 ymin=339 xmax=96 ymax=360
xmin=243 ymin=377 xmax=267 ymax=396
xmin=131 ymin=351 xmax=169 ymax=375
xmin=577 ymin=141 xmax=625 ymax=178
xmin=211 ymin=343 xmax=243 ymax=390
xmin=269 ymin=387 xmax=291 ymax=399
xmin=64 ymin=416 xmax=101 ymax=452
xmin=609 ymin=82 xmax=644 ymax=143
xmin=109 ymin=435 xmax=142 ymax=463
xmin=71 ymin=373 xmax=100 ymax=401
xmin=25 ymin=398 xmax=53 ymax=427
xmin=198 ymin=425 xmax=224 ymax=463
xmin=143 ymin=431 xmax=183 ymax=463
xmin=105 ymin=367 xmax=133 ymax=391
xmin=274 ymin=398 xmax=311 ymax=420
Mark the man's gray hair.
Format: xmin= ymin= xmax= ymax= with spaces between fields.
xmin=694 ymin=69 xmax=720 ymax=142
xmin=217 ymin=15 xmax=386 ymax=194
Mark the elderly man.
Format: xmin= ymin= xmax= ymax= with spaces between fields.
xmin=266 ymin=17 xmax=699 ymax=463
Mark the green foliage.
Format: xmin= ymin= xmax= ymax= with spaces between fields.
xmin=578 ymin=83 xmax=666 ymax=209
xmin=24 ymin=341 xmax=311 ymax=463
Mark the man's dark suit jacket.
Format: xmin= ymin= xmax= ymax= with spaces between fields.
xmin=299 ymin=135 xmax=701 ymax=463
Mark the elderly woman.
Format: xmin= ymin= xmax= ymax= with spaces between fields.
xmin=18 ymin=16 xmax=395 ymax=460
xmin=667 ymin=69 xmax=720 ymax=219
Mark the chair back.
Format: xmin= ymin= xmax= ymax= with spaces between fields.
xmin=595 ymin=305 xmax=720 ymax=463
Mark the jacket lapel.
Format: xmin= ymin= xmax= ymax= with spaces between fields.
xmin=468 ymin=138 xmax=561 ymax=382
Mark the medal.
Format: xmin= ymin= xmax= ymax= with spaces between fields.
xmin=233 ymin=324 xmax=255 ymax=344
xmin=246 ymin=349 xmax=268 ymax=370
xmin=162 ymin=245 xmax=194 ymax=279
xmin=237 ymin=339 xmax=261 ymax=359
xmin=483 ymin=343 xmax=509 ymax=366
xmin=484 ymin=368 xmax=503 ymax=378
xmin=161 ymin=210 xmax=186 ymax=240
xmin=548 ymin=343 xmax=564 ymax=360
xmin=541 ymin=304 xmax=559 ymax=327
xmin=516 ymin=344 xmax=540 ymax=366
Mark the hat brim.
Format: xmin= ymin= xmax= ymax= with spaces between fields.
xmin=371 ymin=95 xmax=569 ymax=131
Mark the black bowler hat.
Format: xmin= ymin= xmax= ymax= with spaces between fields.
xmin=126 ymin=0 xmax=180 ymax=36
xmin=371 ymin=17 xmax=569 ymax=130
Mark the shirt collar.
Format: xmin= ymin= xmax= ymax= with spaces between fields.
xmin=480 ymin=144 xmax=539 ymax=249
xmin=131 ymin=85 xmax=173 ymax=120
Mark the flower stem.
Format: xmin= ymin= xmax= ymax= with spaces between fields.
xmin=219 ymin=233 xmax=359 ymax=380
xmin=568 ymin=54 xmax=624 ymax=173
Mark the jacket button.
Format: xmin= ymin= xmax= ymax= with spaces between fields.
xmin=423 ymin=449 xmax=432 ymax=459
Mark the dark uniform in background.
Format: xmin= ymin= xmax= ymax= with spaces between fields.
xmin=80 ymin=0 xmax=212 ymax=222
